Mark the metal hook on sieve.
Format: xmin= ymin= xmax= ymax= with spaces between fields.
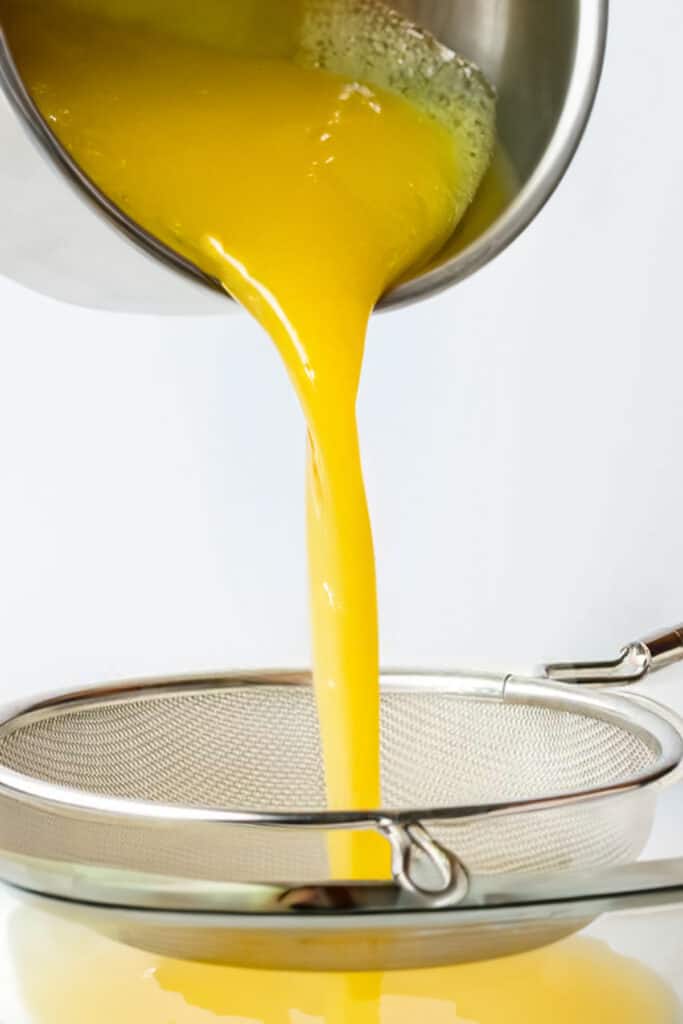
xmin=382 ymin=820 xmax=469 ymax=908
xmin=270 ymin=819 xmax=469 ymax=912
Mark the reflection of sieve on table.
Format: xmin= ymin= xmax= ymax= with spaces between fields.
xmin=0 ymin=624 xmax=682 ymax=972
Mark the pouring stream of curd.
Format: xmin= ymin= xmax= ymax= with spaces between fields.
xmin=1 ymin=0 xmax=494 ymax=877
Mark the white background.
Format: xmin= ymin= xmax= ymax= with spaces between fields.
xmin=1 ymin=0 xmax=682 ymax=701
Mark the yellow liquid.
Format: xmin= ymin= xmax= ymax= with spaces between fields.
xmin=9 ymin=907 xmax=681 ymax=1023
xmin=0 ymin=0 xmax=498 ymax=877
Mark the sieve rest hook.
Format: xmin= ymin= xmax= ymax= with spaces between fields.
xmin=382 ymin=821 xmax=469 ymax=908
xmin=266 ymin=821 xmax=469 ymax=913
xmin=545 ymin=622 xmax=683 ymax=687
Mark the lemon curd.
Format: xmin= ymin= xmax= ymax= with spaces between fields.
xmin=1 ymin=0 xmax=500 ymax=876
xmin=10 ymin=908 xmax=680 ymax=1024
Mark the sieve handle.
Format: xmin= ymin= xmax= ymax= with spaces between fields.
xmin=641 ymin=624 xmax=683 ymax=672
xmin=545 ymin=622 xmax=683 ymax=687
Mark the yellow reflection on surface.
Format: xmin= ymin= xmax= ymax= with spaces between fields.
xmin=9 ymin=908 xmax=681 ymax=1024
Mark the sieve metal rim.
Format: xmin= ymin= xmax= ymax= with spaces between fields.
xmin=0 ymin=668 xmax=679 ymax=829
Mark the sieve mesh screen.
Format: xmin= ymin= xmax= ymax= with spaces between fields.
xmin=0 ymin=685 xmax=658 ymax=809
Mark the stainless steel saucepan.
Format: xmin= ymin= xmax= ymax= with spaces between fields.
xmin=0 ymin=0 xmax=608 ymax=314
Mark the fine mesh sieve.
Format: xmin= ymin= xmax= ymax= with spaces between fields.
xmin=1 ymin=628 xmax=683 ymax=970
